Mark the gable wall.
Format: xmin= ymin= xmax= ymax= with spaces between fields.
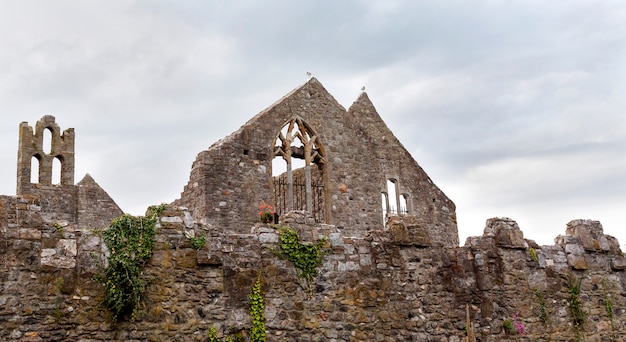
xmin=176 ymin=79 xmax=457 ymax=245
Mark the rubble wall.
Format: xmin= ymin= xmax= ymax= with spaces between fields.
xmin=1 ymin=204 xmax=625 ymax=341
xmin=175 ymin=78 xmax=458 ymax=247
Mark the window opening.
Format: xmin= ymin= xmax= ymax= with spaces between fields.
xmin=43 ymin=127 xmax=53 ymax=154
xmin=52 ymin=156 xmax=62 ymax=185
xmin=381 ymin=192 xmax=389 ymax=223
xmin=30 ymin=156 xmax=40 ymax=183
xmin=399 ymin=194 xmax=408 ymax=215
xmin=272 ymin=117 xmax=326 ymax=223
xmin=386 ymin=179 xmax=398 ymax=216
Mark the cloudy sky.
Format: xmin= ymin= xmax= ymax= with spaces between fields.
xmin=1 ymin=1 xmax=624 ymax=246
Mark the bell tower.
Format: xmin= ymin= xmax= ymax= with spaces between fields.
xmin=16 ymin=115 xmax=75 ymax=195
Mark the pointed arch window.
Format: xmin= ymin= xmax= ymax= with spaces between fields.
xmin=272 ymin=117 xmax=327 ymax=222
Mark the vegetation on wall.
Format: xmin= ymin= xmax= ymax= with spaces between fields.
xmin=275 ymin=226 xmax=326 ymax=291
xmin=190 ymin=232 xmax=206 ymax=250
xmin=529 ymin=247 xmax=538 ymax=263
xmin=207 ymin=326 xmax=220 ymax=342
xmin=248 ymin=271 xmax=266 ymax=342
xmin=568 ymin=277 xmax=586 ymax=340
xmin=206 ymin=326 xmax=245 ymax=342
xmin=96 ymin=204 xmax=166 ymax=323
xmin=204 ymin=273 xmax=265 ymax=342
xmin=534 ymin=288 xmax=548 ymax=325
xmin=602 ymin=278 xmax=616 ymax=340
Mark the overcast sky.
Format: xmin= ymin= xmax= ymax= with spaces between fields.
xmin=1 ymin=1 xmax=624 ymax=246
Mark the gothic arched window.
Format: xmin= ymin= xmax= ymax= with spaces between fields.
xmin=271 ymin=117 xmax=327 ymax=222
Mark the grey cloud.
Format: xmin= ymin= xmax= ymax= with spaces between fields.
xmin=1 ymin=0 xmax=624 ymax=246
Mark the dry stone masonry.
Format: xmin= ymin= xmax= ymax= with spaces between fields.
xmin=1 ymin=78 xmax=625 ymax=341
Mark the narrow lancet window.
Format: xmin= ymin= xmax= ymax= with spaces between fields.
xmin=30 ymin=156 xmax=40 ymax=183
xmin=386 ymin=179 xmax=398 ymax=216
xmin=43 ymin=127 xmax=53 ymax=154
xmin=381 ymin=192 xmax=389 ymax=222
xmin=52 ymin=156 xmax=62 ymax=185
xmin=399 ymin=194 xmax=408 ymax=215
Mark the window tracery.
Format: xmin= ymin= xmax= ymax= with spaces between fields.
xmin=272 ymin=117 xmax=327 ymax=222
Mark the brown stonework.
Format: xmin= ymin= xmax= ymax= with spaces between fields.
xmin=175 ymin=78 xmax=458 ymax=246
xmin=2 ymin=81 xmax=626 ymax=341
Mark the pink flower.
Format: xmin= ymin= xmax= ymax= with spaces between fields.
xmin=512 ymin=313 xmax=526 ymax=335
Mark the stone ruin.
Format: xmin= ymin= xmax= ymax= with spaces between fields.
xmin=1 ymin=78 xmax=625 ymax=341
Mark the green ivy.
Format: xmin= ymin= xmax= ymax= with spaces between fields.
xmin=206 ymin=326 xmax=245 ymax=342
xmin=190 ymin=233 xmax=206 ymax=250
xmin=96 ymin=204 xmax=165 ymax=323
xmin=275 ymin=226 xmax=326 ymax=287
xmin=249 ymin=271 xmax=266 ymax=342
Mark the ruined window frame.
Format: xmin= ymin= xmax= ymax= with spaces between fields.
xmin=271 ymin=117 xmax=327 ymax=222
xmin=383 ymin=178 xmax=411 ymax=217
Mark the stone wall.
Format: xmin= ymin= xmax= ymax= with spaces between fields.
xmin=2 ymin=204 xmax=625 ymax=341
xmin=3 ymin=84 xmax=623 ymax=341
xmin=175 ymin=78 xmax=458 ymax=247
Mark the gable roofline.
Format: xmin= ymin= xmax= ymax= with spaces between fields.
xmin=208 ymin=77 xmax=346 ymax=150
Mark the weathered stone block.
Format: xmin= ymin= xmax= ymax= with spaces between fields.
xmin=161 ymin=216 xmax=184 ymax=224
xmin=566 ymin=219 xmax=610 ymax=253
xmin=388 ymin=216 xmax=431 ymax=247
xmin=150 ymin=249 xmax=173 ymax=268
xmin=19 ymin=228 xmax=41 ymax=240
xmin=41 ymin=252 xmax=76 ymax=269
xmin=611 ymin=256 xmax=626 ymax=271
xmin=57 ymin=239 xmax=77 ymax=256
xmin=197 ymin=251 xmax=223 ymax=266
xmin=258 ymin=232 xmax=279 ymax=244
xmin=79 ymin=235 xmax=101 ymax=250
xmin=564 ymin=243 xmax=584 ymax=255
xmin=485 ymin=217 xmax=526 ymax=249
xmin=337 ymin=261 xmax=360 ymax=271
xmin=175 ymin=249 xmax=197 ymax=268
xmin=567 ymin=254 xmax=588 ymax=270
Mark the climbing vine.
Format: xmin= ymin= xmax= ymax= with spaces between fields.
xmin=534 ymin=288 xmax=548 ymax=325
xmin=206 ymin=326 xmax=245 ymax=342
xmin=602 ymin=278 xmax=615 ymax=340
xmin=275 ymin=226 xmax=326 ymax=288
xmin=567 ymin=277 xmax=586 ymax=340
xmin=97 ymin=204 xmax=165 ymax=323
xmin=248 ymin=271 xmax=266 ymax=342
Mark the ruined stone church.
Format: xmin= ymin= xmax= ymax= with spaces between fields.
xmin=173 ymin=77 xmax=457 ymax=246
xmin=1 ymin=78 xmax=625 ymax=341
